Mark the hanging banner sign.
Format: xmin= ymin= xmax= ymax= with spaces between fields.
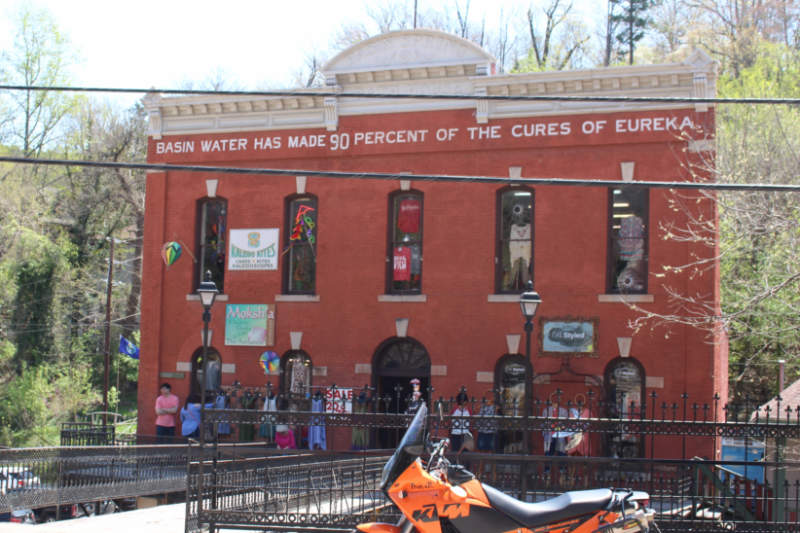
xmin=225 ymin=304 xmax=275 ymax=346
xmin=324 ymin=387 xmax=353 ymax=413
xmin=228 ymin=229 xmax=279 ymax=270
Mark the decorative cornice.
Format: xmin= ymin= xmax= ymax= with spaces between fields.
xmin=143 ymin=52 xmax=717 ymax=138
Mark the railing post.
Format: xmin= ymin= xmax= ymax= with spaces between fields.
xmin=774 ymin=436 xmax=786 ymax=523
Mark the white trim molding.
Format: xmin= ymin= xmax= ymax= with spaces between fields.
xmin=378 ymin=294 xmax=427 ymax=303
xmin=598 ymin=294 xmax=654 ymax=303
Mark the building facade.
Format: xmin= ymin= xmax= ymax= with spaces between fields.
xmin=140 ymin=30 xmax=726 ymax=456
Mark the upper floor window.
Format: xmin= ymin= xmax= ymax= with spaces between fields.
xmin=388 ymin=190 xmax=423 ymax=294
xmin=283 ymin=195 xmax=318 ymax=294
xmin=607 ymin=187 xmax=648 ymax=293
xmin=196 ymin=197 xmax=227 ymax=292
xmin=496 ymin=188 xmax=533 ymax=293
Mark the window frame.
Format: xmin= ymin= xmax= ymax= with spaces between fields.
xmin=194 ymin=196 xmax=228 ymax=293
xmin=282 ymin=193 xmax=319 ymax=295
xmin=606 ymin=187 xmax=649 ymax=294
xmin=495 ymin=187 xmax=535 ymax=294
xmin=386 ymin=189 xmax=424 ymax=295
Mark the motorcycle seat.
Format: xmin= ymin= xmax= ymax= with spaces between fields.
xmin=481 ymin=483 xmax=614 ymax=528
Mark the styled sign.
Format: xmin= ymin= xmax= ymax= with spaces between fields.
xmin=225 ymin=304 xmax=275 ymax=346
xmin=324 ymin=387 xmax=353 ymax=413
xmin=228 ymin=229 xmax=279 ymax=270
xmin=540 ymin=319 xmax=597 ymax=356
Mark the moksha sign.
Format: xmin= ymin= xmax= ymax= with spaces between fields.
xmin=225 ymin=304 xmax=275 ymax=346
xmin=228 ymin=229 xmax=279 ymax=270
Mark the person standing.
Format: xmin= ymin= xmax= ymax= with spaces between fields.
xmin=450 ymin=391 xmax=472 ymax=453
xmin=155 ymin=383 xmax=179 ymax=443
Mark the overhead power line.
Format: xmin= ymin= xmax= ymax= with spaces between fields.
xmin=2 ymin=155 xmax=800 ymax=192
xmin=1 ymin=84 xmax=799 ymax=105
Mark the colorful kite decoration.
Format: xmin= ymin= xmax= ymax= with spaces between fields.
xmin=259 ymin=351 xmax=280 ymax=375
xmin=290 ymin=205 xmax=316 ymax=245
xmin=161 ymin=241 xmax=183 ymax=267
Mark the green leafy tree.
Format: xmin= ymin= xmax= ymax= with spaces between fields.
xmin=610 ymin=0 xmax=660 ymax=64
xmin=0 ymin=4 xmax=79 ymax=156
xmin=629 ymin=41 xmax=800 ymax=402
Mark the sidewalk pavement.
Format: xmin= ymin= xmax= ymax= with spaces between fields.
xmin=0 ymin=503 xmax=185 ymax=533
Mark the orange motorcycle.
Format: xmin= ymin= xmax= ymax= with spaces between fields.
xmin=357 ymin=404 xmax=656 ymax=533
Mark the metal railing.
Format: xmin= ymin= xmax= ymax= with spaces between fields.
xmin=186 ymin=447 xmax=800 ymax=533
xmin=188 ymin=393 xmax=800 ymax=533
xmin=0 ymin=442 xmax=270 ymax=514
xmin=186 ymin=449 xmax=393 ymax=533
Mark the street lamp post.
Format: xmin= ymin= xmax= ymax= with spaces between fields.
xmin=519 ymin=280 xmax=541 ymax=455
xmin=196 ymin=271 xmax=218 ymax=532
xmin=197 ymin=271 xmax=219 ymax=443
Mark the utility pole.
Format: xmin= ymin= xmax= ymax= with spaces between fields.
xmin=103 ymin=237 xmax=115 ymax=426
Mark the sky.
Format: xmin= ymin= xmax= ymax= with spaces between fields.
xmin=0 ymin=0 xmax=599 ymax=107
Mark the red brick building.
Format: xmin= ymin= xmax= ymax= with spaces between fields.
xmin=140 ymin=30 xmax=726 ymax=457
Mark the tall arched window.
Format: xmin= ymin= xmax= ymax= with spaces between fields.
xmin=196 ymin=197 xmax=227 ymax=292
xmin=387 ymin=190 xmax=423 ymax=294
xmin=607 ymin=187 xmax=648 ymax=293
xmin=283 ymin=194 xmax=318 ymax=294
xmin=496 ymin=187 xmax=534 ymax=293
xmin=603 ymin=357 xmax=646 ymax=457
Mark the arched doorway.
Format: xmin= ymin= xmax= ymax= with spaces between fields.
xmin=494 ymin=353 xmax=530 ymax=453
xmin=190 ymin=347 xmax=222 ymax=398
xmin=372 ymin=337 xmax=431 ymax=448
xmin=603 ymin=357 xmax=646 ymax=457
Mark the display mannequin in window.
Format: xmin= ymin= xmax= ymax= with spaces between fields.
xmin=406 ymin=378 xmax=424 ymax=415
xmin=508 ymin=206 xmax=531 ymax=284
xmin=507 ymin=203 xmax=531 ymax=291
xmin=615 ymin=215 xmax=645 ymax=292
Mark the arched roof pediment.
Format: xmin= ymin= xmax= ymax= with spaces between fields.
xmin=322 ymin=29 xmax=496 ymax=76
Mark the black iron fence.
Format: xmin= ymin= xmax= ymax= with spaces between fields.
xmin=59 ymin=422 xmax=116 ymax=446
xmin=187 ymin=449 xmax=800 ymax=533
xmin=188 ymin=395 xmax=800 ymax=533
xmin=186 ymin=449 xmax=394 ymax=533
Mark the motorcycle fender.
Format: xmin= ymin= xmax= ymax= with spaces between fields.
xmin=356 ymin=523 xmax=402 ymax=533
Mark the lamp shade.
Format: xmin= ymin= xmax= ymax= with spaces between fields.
xmin=197 ymin=271 xmax=219 ymax=308
xmin=519 ymin=283 xmax=541 ymax=319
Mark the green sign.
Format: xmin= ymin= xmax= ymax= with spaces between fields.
xmin=225 ymin=304 xmax=270 ymax=346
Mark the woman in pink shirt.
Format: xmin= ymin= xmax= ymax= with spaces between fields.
xmin=155 ymin=383 xmax=179 ymax=443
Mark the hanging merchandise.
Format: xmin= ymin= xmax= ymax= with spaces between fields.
xmin=289 ymin=204 xmax=316 ymax=245
xmin=397 ymin=198 xmax=421 ymax=234
xmin=309 ymin=391 xmax=327 ymax=450
xmin=351 ymin=390 xmax=369 ymax=450
xmin=161 ymin=241 xmax=182 ymax=267
xmin=393 ymin=246 xmax=411 ymax=281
